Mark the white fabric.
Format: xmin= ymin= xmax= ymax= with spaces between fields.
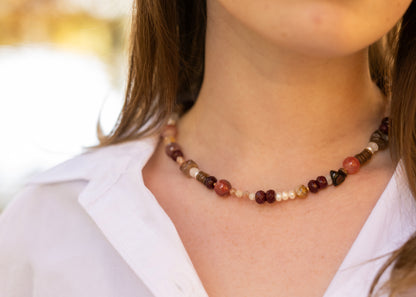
xmin=1 ymin=134 xmax=416 ymax=297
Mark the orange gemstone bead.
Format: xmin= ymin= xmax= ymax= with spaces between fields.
xmin=343 ymin=156 xmax=360 ymax=174
xmin=214 ymin=179 xmax=232 ymax=196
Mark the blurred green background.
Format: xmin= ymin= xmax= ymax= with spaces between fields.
xmin=0 ymin=0 xmax=133 ymax=210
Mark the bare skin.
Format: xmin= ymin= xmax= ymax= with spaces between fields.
xmin=143 ymin=0 xmax=410 ymax=296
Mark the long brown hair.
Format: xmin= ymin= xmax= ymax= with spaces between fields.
xmin=92 ymin=0 xmax=416 ymax=295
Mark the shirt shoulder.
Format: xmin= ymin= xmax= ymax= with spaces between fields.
xmin=0 ymin=135 xmax=160 ymax=296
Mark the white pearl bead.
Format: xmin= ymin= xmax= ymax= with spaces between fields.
xmin=325 ymin=174 xmax=333 ymax=186
xmin=275 ymin=192 xmax=282 ymax=201
xmin=249 ymin=193 xmax=255 ymax=201
xmin=289 ymin=190 xmax=296 ymax=199
xmin=235 ymin=190 xmax=243 ymax=198
xmin=367 ymin=142 xmax=379 ymax=152
xmin=282 ymin=191 xmax=289 ymax=201
xmin=366 ymin=146 xmax=375 ymax=154
xmin=189 ymin=167 xmax=199 ymax=178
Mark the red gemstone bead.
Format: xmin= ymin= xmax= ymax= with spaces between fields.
xmin=214 ymin=179 xmax=232 ymax=196
xmin=266 ymin=190 xmax=276 ymax=203
xmin=255 ymin=190 xmax=267 ymax=204
xmin=165 ymin=143 xmax=181 ymax=157
xmin=316 ymin=176 xmax=328 ymax=189
xmin=308 ymin=180 xmax=319 ymax=193
xmin=342 ymin=156 xmax=360 ymax=174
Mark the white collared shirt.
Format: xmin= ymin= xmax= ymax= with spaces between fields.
xmin=1 ymin=134 xmax=416 ymax=297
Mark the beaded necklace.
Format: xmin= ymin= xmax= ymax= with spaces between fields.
xmin=161 ymin=114 xmax=390 ymax=204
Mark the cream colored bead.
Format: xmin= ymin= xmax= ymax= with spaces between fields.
xmin=176 ymin=156 xmax=185 ymax=165
xmin=167 ymin=113 xmax=179 ymax=125
xmin=366 ymin=146 xmax=375 ymax=154
xmin=243 ymin=191 xmax=250 ymax=199
xmin=248 ymin=193 xmax=255 ymax=201
xmin=367 ymin=142 xmax=379 ymax=152
xmin=275 ymin=192 xmax=282 ymax=202
xmin=325 ymin=174 xmax=333 ymax=186
xmin=288 ymin=190 xmax=296 ymax=199
xmin=282 ymin=191 xmax=289 ymax=201
xmin=230 ymin=188 xmax=237 ymax=196
xmin=189 ymin=167 xmax=199 ymax=178
xmin=163 ymin=136 xmax=176 ymax=145
xmin=235 ymin=190 xmax=243 ymax=198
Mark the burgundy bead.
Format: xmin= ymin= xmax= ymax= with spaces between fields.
xmin=379 ymin=124 xmax=388 ymax=135
xmin=308 ymin=180 xmax=319 ymax=193
xmin=316 ymin=176 xmax=328 ymax=189
xmin=204 ymin=176 xmax=217 ymax=189
xmin=342 ymin=156 xmax=360 ymax=174
xmin=266 ymin=190 xmax=276 ymax=203
xmin=170 ymin=150 xmax=183 ymax=161
xmin=255 ymin=190 xmax=267 ymax=204
xmin=165 ymin=142 xmax=181 ymax=157
xmin=382 ymin=117 xmax=390 ymax=126
xmin=214 ymin=179 xmax=232 ymax=196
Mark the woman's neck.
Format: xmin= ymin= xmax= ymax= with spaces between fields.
xmin=176 ymin=2 xmax=388 ymax=190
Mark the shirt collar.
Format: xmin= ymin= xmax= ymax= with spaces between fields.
xmin=27 ymin=134 xmax=210 ymax=297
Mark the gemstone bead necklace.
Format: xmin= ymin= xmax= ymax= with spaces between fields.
xmin=161 ymin=114 xmax=390 ymax=204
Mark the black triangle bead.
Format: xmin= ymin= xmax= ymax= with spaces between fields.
xmin=330 ymin=169 xmax=347 ymax=186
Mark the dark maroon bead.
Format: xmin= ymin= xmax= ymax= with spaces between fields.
xmin=170 ymin=150 xmax=183 ymax=161
xmin=379 ymin=124 xmax=388 ymax=135
xmin=266 ymin=190 xmax=276 ymax=203
xmin=316 ymin=176 xmax=328 ymax=189
xmin=204 ymin=176 xmax=217 ymax=189
xmin=255 ymin=190 xmax=267 ymax=204
xmin=165 ymin=143 xmax=181 ymax=157
xmin=382 ymin=117 xmax=390 ymax=126
xmin=308 ymin=180 xmax=319 ymax=193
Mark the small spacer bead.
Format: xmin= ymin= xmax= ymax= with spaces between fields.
xmin=167 ymin=113 xmax=179 ymax=125
xmin=243 ymin=191 xmax=250 ymax=199
xmin=325 ymin=174 xmax=333 ymax=186
xmin=230 ymin=188 xmax=237 ymax=196
xmin=189 ymin=167 xmax=200 ymax=178
xmin=275 ymin=192 xmax=282 ymax=201
xmin=365 ymin=146 xmax=375 ymax=154
xmin=248 ymin=193 xmax=256 ymax=201
xmin=176 ymin=156 xmax=185 ymax=165
xmin=282 ymin=191 xmax=289 ymax=201
xmin=288 ymin=190 xmax=296 ymax=199
xmin=367 ymin=142 xmax=379 ymax=153
xmin=235 ymin=189 xmax=243 ymax=198
xmin=163 ymin=136 xmax=176 ymax=145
